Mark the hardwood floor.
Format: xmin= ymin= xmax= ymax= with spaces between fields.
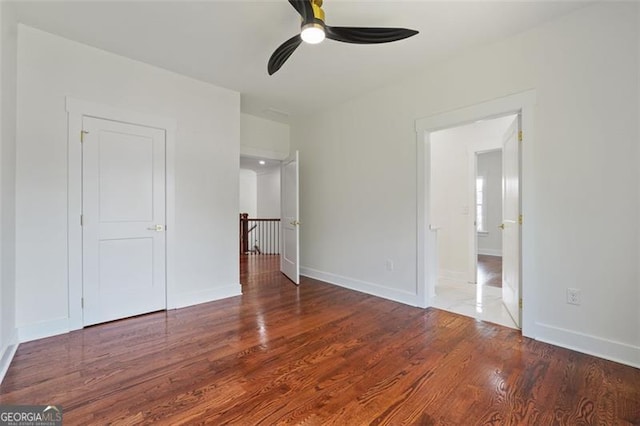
xmin=478 ymin=255 xmax=502 ymax=288
xmin=1 ymin=256 xmax=639 ymax=425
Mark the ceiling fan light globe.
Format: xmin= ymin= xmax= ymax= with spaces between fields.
xmin=301 ymin=24 xmax=325 ymax=44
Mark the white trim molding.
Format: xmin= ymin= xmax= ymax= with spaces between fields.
xmin=415 ymin=90 xmax=537 ymax=338
xmin=240 ymin=145 xmax=288 ymax=161
xmin=536 ymin=322 xmax=640 ymax=369
xmin=301 ymin=266 xmax=419 ymax=307
xmin=0 ymin=329 xmax=19 ymax=385
xmin=66 ymin=97 xmax=177 ymax=330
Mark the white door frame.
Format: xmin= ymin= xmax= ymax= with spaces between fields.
xmin=416 ymin=90 xmax=536 ymax=337
xmin=66 ymin=97 xmax=177 ymax=330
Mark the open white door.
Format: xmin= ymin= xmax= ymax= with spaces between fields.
xmin=82 ymin=117 xmax=166 ymax=326
xmin=281 ymin=151 xmax=300 ymax=284
xmin=501 ymin=116 xmax=522 ymax=328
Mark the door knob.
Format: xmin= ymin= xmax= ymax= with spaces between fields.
xmin=290 ymin=220 xmax=301 ymax=226
xmin=147 ymin=224 xmax=164 ymax=231
xmin=498 ymin=224 xmax=505 ymax=230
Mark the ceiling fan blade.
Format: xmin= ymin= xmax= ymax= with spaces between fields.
xmin=288 ymin=0 xmax=313 ymax=21
xmin=268 ymin=34 xmax=303 ymax=75
xmin=325 ymin=26 xmax=418 ymax=44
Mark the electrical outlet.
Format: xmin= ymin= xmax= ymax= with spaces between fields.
xmin=567 ymin=288 xmax=581 ymax=305
xmin=385 ymin=259 xmax=394 ymax=272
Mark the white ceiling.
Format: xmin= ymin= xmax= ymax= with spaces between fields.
xmin=13 ymin=1 xmax=588 ymax=123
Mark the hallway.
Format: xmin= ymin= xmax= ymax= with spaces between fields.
xmin=240 ymin=254 xmax=282 ymax=288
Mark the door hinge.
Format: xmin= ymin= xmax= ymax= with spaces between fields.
xmin=518 ymin=130 xmax=523 ymax=142
xmin=81 ymin=297 xmax=84 ymax=308
xmin=519 ymin=298 xmax=523 ymax=309
xmin=80 ymin=130 xmax=89 ymax=143
xmin=80 ymin=214 xmax=84 ymax=226
xmin=518 ymin=214 xmax=523 ymax=225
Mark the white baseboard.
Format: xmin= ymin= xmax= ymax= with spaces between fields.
xmin=0 ymin=329 xmax=19 ymax=385
xmin=171 ymin=284 xmax=242 ymax=309
xmin=478 ymin=249 xmax=502 ymax=257
xmin=300 ymin=266 xmax=419 ymax=307
xmin=18 ymin=318 xmax=70 ymax=343
xmin=536 ymin=322 xmax=640 ymax=369
xmin=14 ymin=286 xmax=242 ymax=345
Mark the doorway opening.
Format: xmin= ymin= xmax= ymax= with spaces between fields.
xmin=239 ymin=155 xmax=282 ymax=286
xmin=428 ymin=114 xmax=519 ymax=329
xmin=238 ymin=151 xmax=300 ymax=286
xmin=416 ymin=90 xmax=535 ymax=336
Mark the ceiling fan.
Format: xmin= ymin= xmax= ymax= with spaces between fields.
xmin=268 ymin=0 xmax=419 ymax=75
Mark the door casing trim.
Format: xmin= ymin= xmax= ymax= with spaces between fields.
xmin=415 ymin=90 xmax=536 ymax=338
xmin=66 ymin=97 xmax=177 ymax=330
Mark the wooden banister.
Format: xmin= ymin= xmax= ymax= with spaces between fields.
xmin=239 ymin=214 xmax=281 ymax=255
xmin=240 ymin=213 xmax=249 ymax=255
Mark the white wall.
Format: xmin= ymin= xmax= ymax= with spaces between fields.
xmin=15 ymin=26 xmax=241 ymax=339
xmin=240 ymin=113 xmax=290 ymax=160
xmin=431 ymin=116 xmax=511 ymax=281
xmin=0 ymin=1 xmax=18 ymax=381
xmin=637 ymin=3 xmax=640 ymax=362
xmin=239 ymin=166 xmax=280 ymax=219
xmin=477 ymin=150 xmax=502 ymax=256
xmin=257 ymin=168 xmax=281 ymax=218
xmin=430 ymin=127 xmax=469 ymax=281
xmin=291 ymin=3 xmax=640 ymax=366
xmin=239 ymin=169 xmax=257 ymax=217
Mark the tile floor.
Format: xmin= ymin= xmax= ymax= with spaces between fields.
xmin=431 ymin=277 xmax=518 ymax=330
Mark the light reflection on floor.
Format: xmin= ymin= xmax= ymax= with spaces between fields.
xmin=431 ymin=278 xmax=518 ymax=330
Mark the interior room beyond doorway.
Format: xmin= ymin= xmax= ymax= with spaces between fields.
xmin=239 ymin=155 xmax=282 ymax=280
xmin=429 ymin=114 xmax=518 ymax=329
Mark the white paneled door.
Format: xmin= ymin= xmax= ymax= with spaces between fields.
xmin=501 ymin=116 xmax=522 ymax=328
xmin=82 ymin=117 xmax=166 ymax=326
xmin=281 ymin=151 xmax=300 ymax=284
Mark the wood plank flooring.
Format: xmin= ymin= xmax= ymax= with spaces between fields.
xmin=477 ymin=255 xmax=502 ymax=288
xmin=1 ymin=255 xmax=639 ymax=424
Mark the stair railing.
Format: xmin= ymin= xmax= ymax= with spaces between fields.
xmin=239 ymin=213 xmax=281 ymax=255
